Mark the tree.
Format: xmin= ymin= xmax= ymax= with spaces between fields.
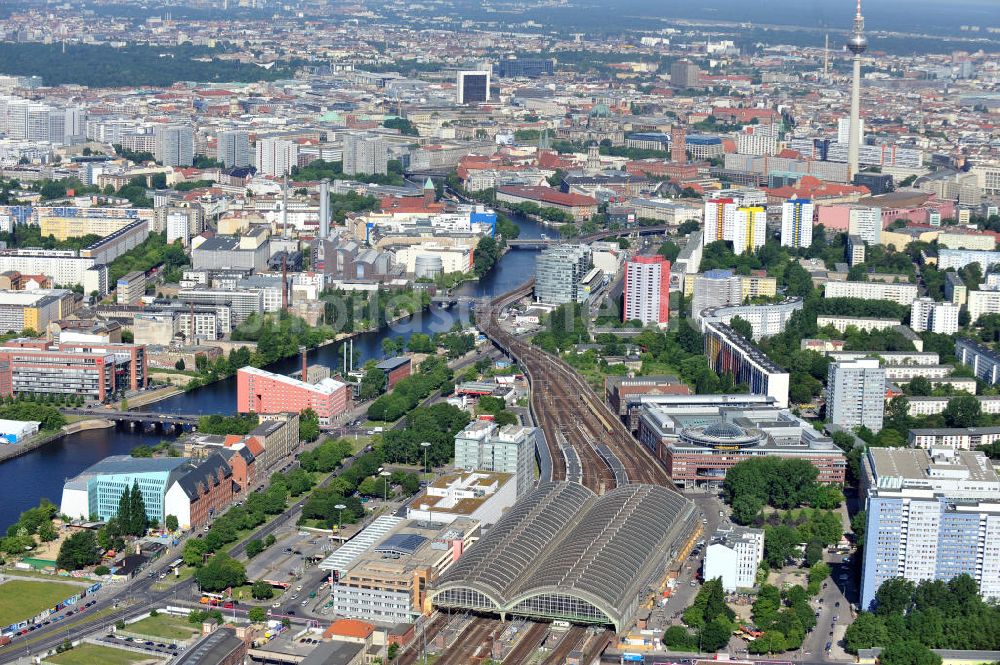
xmin=247 ymin=606 xmax=267 ymax=623
xmin=663 ymin=626 xmax=698 ymax=651
xmin=165 ymin=515 xmax=179 ymax=532
xmin=359 ymin=362 xmax=386 ymax=400
xmin=245 ymin=539 xmax=264 ymax=559
xmin=729 ymin=316 xmax=754 ymax=341
xmin=251 ymin=580 xmax=274 ymax=600
xmin=907 ymin=376 xmax=932 ymax=396
xmin=763 ymin=525 xmax=799 ymax=568
xmin=175 ymin=359 xmax=186 ymax=370
xmin=57 ymin=530 xmax=101 ymax=570
xmin=875 ymin=577 xmax=916 ymax=615
xmin=942 ymin=394 xmax=981 ymax=428
xmin=194 ymin=552 xmax=247 ymax=592
xmin=879 ymin=641 xmax=942 ymax=665
xmin=698 ymin=617 xmax=733 ymax=652
xmin=299 ymin=408 xmax=320 ymax=443
xmin=804 ymin=540 xmax=824 ymax=567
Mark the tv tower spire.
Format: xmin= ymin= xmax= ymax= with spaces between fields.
xmin=846 ymin=0 xmax=868 ymax=181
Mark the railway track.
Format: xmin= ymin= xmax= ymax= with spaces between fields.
xmin=396 ymin=613 xmax=449 ymax=665
xmin=478 ymin=280 xmax=677 ymax=493
xmin=541 ymin=626 xmax=587 ymax=665
xmin=502 ymin=621 xmax=549 ymax=665
xmin=434 ymin=617 xmax=499 ymax=665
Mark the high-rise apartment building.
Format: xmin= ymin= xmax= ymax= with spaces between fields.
xmin=704 ymin=197 xmax=735 ymax=244
xmin=847 ymin=206 xmax=882 ymax=245
xmin=343 ymin=135 xmax=388 ymax=176
xmin=456 ymin=70 xmax=490 ymax=104
xmin=255 ymin=137 xmax=300 ymax=177
xmin=670 ymin=60 xmax=702 ymax=88
xmin=454 ymin=419 xmax=538 ymax=496
xmin=781 ymin=198 xmax=815 ymax=248
xmin=732 ymin=206 xmax=767 ymax=255
xmin=623 ymin=255 xmax=670 ymax=327
xmin=217 ymin=130 xmax=251 ymax=168
xmin=534 ymin=245 xmax=592 ymax=305
xmin=154 ymin=125 xmax=194 ymax=167
xmin=826 ymin=358 xmax=885 ymax=433
xmin=736 ymin=124 xmax=779 ymax=156
xmin=910 ymin=297 xmax=959 ymax=335
xmin=859 ymin=447 xmax=1000 ymax=610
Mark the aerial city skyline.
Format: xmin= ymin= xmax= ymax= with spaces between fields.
xmin=0 ymin=0 xmax=998 ymax=664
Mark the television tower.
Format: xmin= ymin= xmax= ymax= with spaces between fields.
xmin=846 ymin=0 xmax=868 ymax=180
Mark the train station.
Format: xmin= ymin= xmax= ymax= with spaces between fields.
xmin=430 ymin=481 xmax=697 ymax=632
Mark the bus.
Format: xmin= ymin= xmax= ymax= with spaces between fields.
xmin=169 ymin=558 xmax=183 ymax=569
xmin=621 ymin=654 xmax=644 ymax=663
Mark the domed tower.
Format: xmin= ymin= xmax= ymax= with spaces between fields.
xmin=846 ymin=0 xmax=868 ymax=180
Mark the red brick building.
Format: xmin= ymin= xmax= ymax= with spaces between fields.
xmin=376 ymin=356 xmax=412 ymax=390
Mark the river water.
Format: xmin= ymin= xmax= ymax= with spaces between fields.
xmin=0 ymin=215 xmax=552 ymax=529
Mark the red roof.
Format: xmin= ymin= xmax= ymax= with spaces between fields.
xmin=324 ymin=618 xmax=375 ymax=640
xmin=497 ymin=186 xmax=597 ymax=208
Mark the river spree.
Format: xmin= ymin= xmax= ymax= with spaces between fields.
xmin=0 ymin=215 xmax=553 ymax=529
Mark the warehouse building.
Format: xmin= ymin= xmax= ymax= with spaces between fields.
xmin=430 ymin=481 xmax=696 ymax=632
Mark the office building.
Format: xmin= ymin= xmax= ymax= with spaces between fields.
xmin=161 ymin=453 xmax=235 ymax=530
xmin=322 ymin=516 xmax=477 ymax=624
xmin=216 ymin=130 xmax=251 ymax=168
xmin=153 ymin=125 xmax=194 ymax=167
xmin=456 ymin=70 xmax=490 ymax=104
xmin=910 ymin=297 xmax=959 ymax=335
xmin=847 ymin=206 xmax=882 ymax=245
xmin=859 ymin=448 xmax=1000 ymax=609
xmin=703 ymin=525 xmax=765 ymax=591
xmin=343 ymin=135 xmax=388 ymax=176
xmin=177 ymin=288 xmax=261 ymax=327
xmin=637 ymin=402 xmax=845 ymax=489
xmin=255 ymin=137 xmax=299 ymax=177
xmin=60 ymin=455 xmax=191 ymax=523
xmin=534 ymin=245 xmax=592 ymax=305
xmin=781 ymin=199 xmax=814 ymax=248
xmin=496 ymin=57 xmax=554 ymax=78
xmin=823 ymin=281 xmax=918 ymax=305
xmin=407 ymin=471 xmax=517 ymax=525
xmin=826 ymin=358 xmax=885 ymax=433
xmin=0 ymin=339 xmax=146 ymax=401
xmin=191 ymin=229 xmax=270 ymax=273
xmin=623 ymin=255 xmax=670 ymax=327
xmin=237 ymin=366 xmax=350 ymax=427
xmin=671 ymin=60 xmax=702 ymax=88
xmin=703 ymin=320 xmax=789 ymax=407
xmin=116 ymin=271 xmax=146 ymax=306
xmin=454 ymin=419 xmax=538 ymax=496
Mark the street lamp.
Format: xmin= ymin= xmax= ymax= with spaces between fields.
xmin=334 ymin=504 xmax=346 ymax=535
xmin=420 ymin=441 xmax=431 ymax=474
xmin=379 ymin=470 xmax=392 ymax=502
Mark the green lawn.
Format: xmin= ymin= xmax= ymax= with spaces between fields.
xmin=0 ymin=580 xmax=84 ymax=625
xmin=125 ymin=613 xmax=199 ymax=640
xmin=46 ymin=643 xmax=160 ymax=665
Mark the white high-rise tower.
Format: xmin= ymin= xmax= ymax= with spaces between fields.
xmin=846 ymin=0 xmax=868 ymax=181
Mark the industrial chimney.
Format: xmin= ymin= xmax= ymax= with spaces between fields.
xmin=300 ymin=346 xmax=308 ymax=382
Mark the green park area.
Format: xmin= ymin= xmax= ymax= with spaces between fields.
xmin=0 ymin=580 xmax=82 ymax=625
xmin=125 ymin=613 xmax=200 ymax=640
xmin=46 ymin=643 xmax=162 ymax=665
